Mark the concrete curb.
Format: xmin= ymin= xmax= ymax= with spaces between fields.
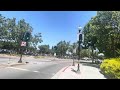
xmin=0 ymin=63 xmax=27 ymax=68
xmin=9 ymin=63 xmax=26 ymax=66
xmin=51 ymin=65 xmax=71 ymax=79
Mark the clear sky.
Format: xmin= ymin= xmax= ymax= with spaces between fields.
xmin=0 ymin=11 xmax=97 ymax=48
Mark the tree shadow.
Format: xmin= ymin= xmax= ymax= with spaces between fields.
xmin=80 ymin=61 xmax=100 ymax=69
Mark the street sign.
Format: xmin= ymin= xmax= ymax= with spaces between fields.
xmin=21 ymin=41 xmax=26 ymax=46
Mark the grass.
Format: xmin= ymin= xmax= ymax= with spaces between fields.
xmin=34 ymin=56 xmax=45 ymax=59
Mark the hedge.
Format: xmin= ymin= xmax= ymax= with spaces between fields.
xmin=100 ymin=58 xmax=120 ymax=79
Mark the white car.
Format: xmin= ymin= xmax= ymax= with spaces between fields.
xmin=82 ymin=57 xmax=89 ymax=60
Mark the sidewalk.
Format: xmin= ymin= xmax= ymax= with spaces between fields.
xmin=51 ymin=64 xmax=106 ymax=79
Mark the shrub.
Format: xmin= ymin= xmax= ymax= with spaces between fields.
xmin=100 ymin=58 xmax=120 ymax=79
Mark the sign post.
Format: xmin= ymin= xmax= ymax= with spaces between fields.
xmin=18 ymin=31 xmax=31 ymax=63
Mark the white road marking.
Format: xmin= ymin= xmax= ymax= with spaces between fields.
xmin=7 ymin=67 xmax=30 ymax=71
xmin=6 ymin=67 xmax=54 ymax=75
xmin=6 ymin=67 xmax=40 ymax=73
xmin=33 ymin=71 xmax=39 ymax=73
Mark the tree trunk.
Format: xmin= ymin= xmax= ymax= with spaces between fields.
xmin=92 ymin=47 xmax=94 ymax=63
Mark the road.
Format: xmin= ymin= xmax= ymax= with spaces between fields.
xmin=0 ymin=56 xmax=105 ymax=79
xmin=0 ymin=57 xmax=72 ymax=79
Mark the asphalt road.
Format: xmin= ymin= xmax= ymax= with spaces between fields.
xmin=0 ymin=58 xmax=72 ymax=79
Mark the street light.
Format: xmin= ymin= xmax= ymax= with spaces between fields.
xmin=77 ymin=26 xmax=82 ymax=73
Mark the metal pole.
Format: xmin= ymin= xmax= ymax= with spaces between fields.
xmin=77 ymin=30 xmax=81 ymax=73
xmin=18 ymin=45 xmax=23 ymax=63
xmin=72 ymin=54 xmax=75 ymax=66
xmin=8 ymin=30 xmax=11 ymax=64
xmin=92 ymin=46 xmax=94 ymax=63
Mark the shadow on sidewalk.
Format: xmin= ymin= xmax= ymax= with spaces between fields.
xmin=80 ymin=61 xmax=100 ymax=69
xmin=71 ymin=68 xmax=77 ymax=73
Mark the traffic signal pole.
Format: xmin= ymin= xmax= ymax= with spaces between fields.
xmin=77 ymin=29 xmax=82 ymax=73
xmin=18 ymin=45 xmax=23 ymax=63
xmin=72 ymin=54 xmax=75 ymax=66
xmin=18 ymin=31 xmax=31 ymax=63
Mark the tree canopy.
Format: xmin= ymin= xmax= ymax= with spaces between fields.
xmin=83 ymin=11 xmax=120 ymax=58
xmin=0 ymin=14 xmax=43 ymax=54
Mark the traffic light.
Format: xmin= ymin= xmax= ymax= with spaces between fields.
xmin=23 ymin=31 xmax=31 ymax=42
xmin=79 ymin=34 xmax=82 ymax=43
xmin=79 ymin=34 xmax=82 ymax=41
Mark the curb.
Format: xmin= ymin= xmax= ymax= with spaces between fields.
xmin=62 ymin=65 xmax=71 ymax=72
xmin=0 ymin=63 xmax=27 ymax=67
xmin=9 ymin=63 xmax=26 ymax=66
xmin=51 ymin=65 xmax=71 ymax=79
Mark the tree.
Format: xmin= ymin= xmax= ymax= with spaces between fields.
xmin=38 ymin=45 xmax=50 ymax=55
xmin=51 ymin=46 xmax=57 ymax=55
xmin=83 ymin=11 xmax=120 ymax=58
xmin=0 ymin=14 xmax=43 ymax=55
xmin=55 ymin=41 xmax=70 ymax=58
xmin=30 ymin=33 xmax=43 ymax=49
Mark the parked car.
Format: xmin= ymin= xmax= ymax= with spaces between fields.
xmin=0 ymin=49 xmax=10 ymax=54
xmin=95 ymin=59 xmax=102 ymax=64
xmin=81 ymin=57 xmax=90 ymax=61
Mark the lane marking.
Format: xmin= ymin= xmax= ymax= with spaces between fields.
xmin=6 ymin=67 xmax=55 ymax=76
xmin=6 ymin=67 xmax=30 ymax=71
xmin=33 ymin=71 xmax=39 ymax=73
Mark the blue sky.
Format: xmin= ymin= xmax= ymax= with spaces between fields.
xmin=0 ymin=11 xmax=97 ymax=48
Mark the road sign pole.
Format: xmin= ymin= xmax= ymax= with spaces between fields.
xmin=18 ymin=31 xmax=31 ymax=63
xmin=18 ymin=41 xmax=23 ymax=63
xmin=18 ymin=46 xmax=23 ymax=63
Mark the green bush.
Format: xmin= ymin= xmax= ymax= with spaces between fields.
xmin=100 ymin=58 xmax=120 ymax=79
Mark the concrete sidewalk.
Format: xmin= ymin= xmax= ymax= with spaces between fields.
xmin=51 ymin=64 xmax=106 ymax=79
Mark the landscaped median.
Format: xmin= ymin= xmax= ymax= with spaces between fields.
xmin=9 ymin=62 xmax=27 ymax=67
xmin=100 ymin=58 xmax=120 ymax=79
xmin=0 ymin=62 xmax=27 ymax=68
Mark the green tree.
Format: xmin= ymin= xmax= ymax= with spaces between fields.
xmin=0 ymin=14 xmax=43 ymax=55
xmin=83 ymin=11 xmax=120 ymax=58
xmin=38 ymin=45 xmax=50 ymax=55
xmin=55 ymin=41 xmax=70 ymax=58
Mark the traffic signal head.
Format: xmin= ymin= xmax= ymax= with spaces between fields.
xmin=22 ymin=31 xmax=31 ymax=42
xmin=79 ymin=34 xmax=82 ymax=43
